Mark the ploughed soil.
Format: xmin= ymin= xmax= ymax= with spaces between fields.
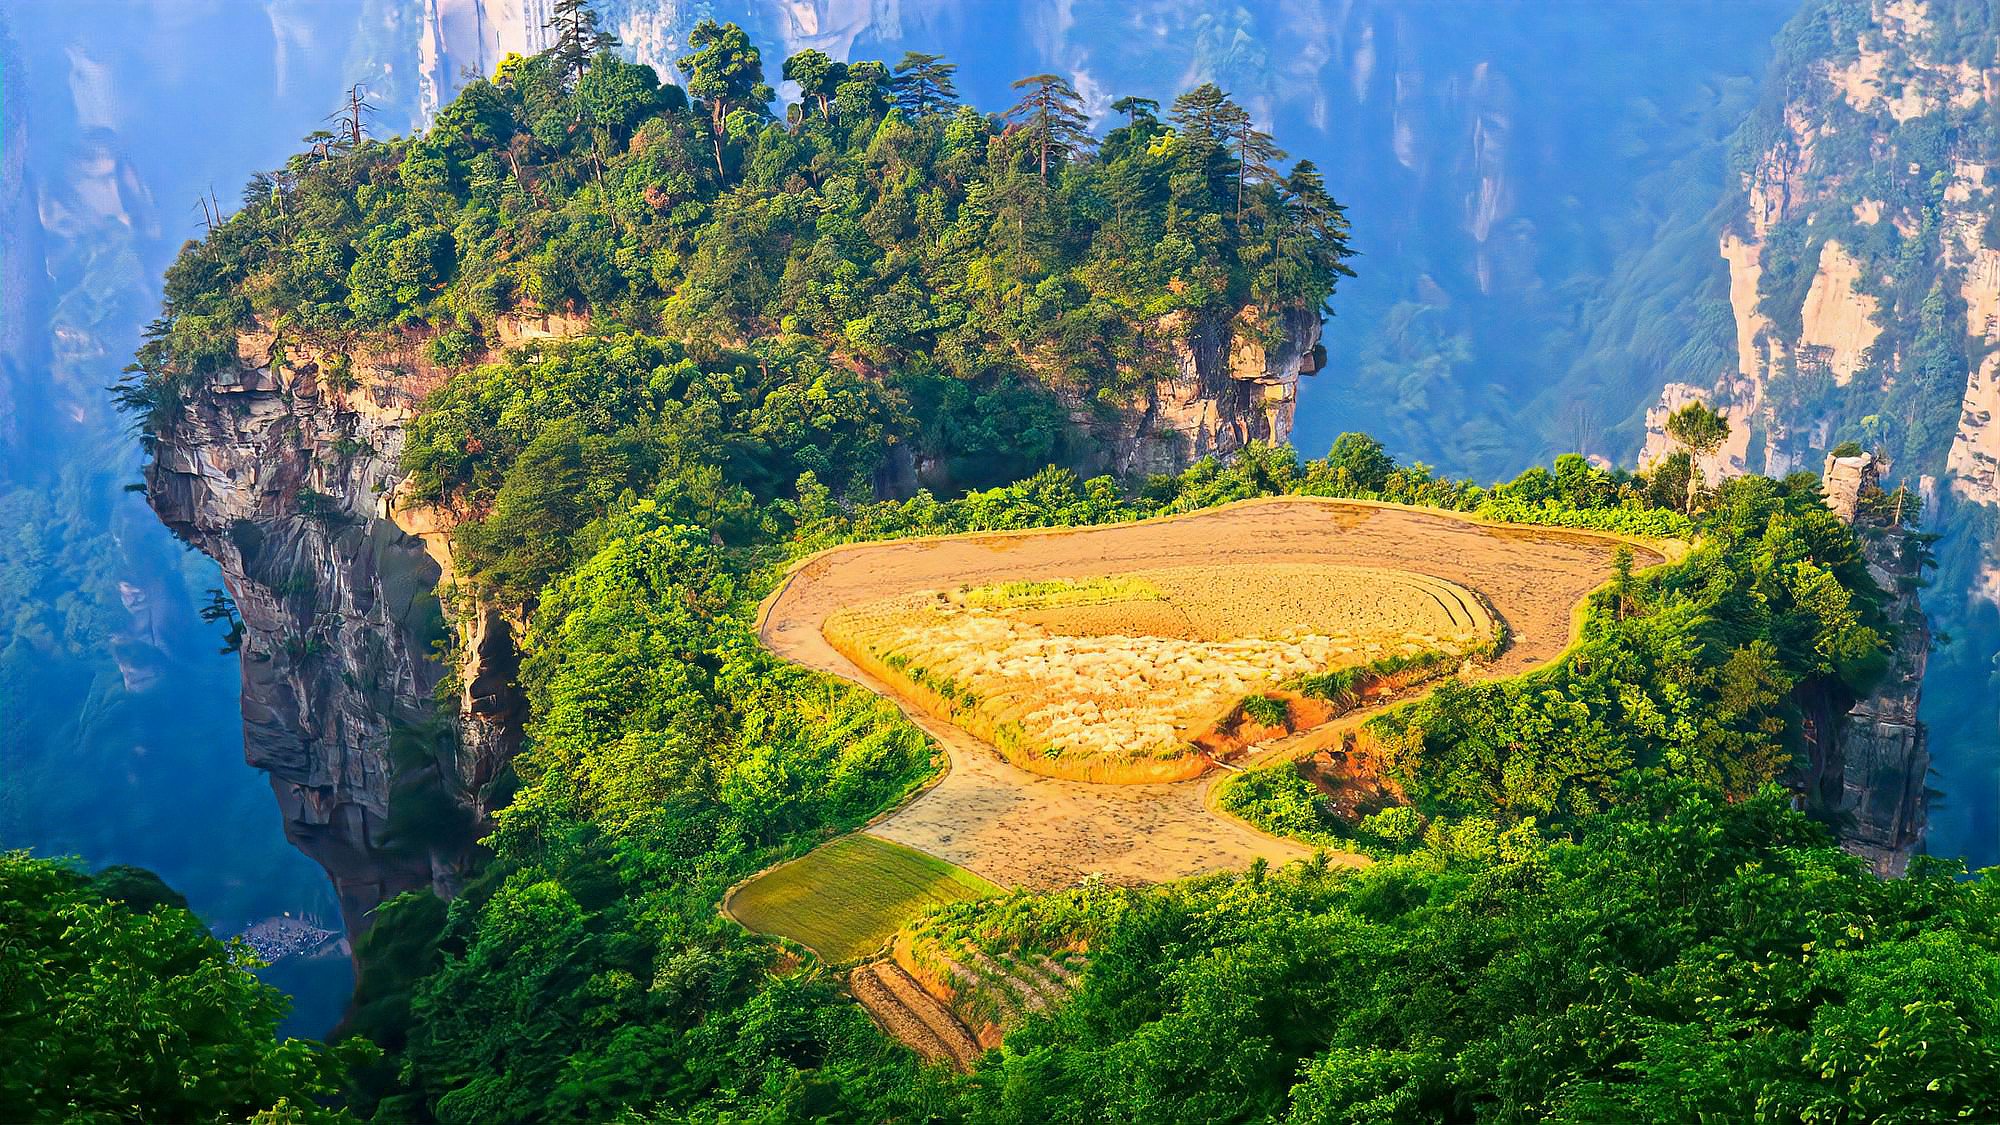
xmin=850 ymin=960 xmax=985 ymax=1070
xmin=758 ymin=497 xmax=1659 ymax=891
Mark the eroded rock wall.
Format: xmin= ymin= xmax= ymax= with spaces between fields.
xmin=142 ymin=325 xmax=554 ymax=941
xmin=1797 ymin=453 xmax=1930 ymax=875
xmin=1087 ymin=306 xmax=1324 ymax=477
xmin=1639 ymin=0 xmax=1996 ymax=492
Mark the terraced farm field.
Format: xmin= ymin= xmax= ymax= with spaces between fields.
xmin=758 ymin=497 xmax=1661 ymax=893
xmin=725 ymin=834 xmax=1002 ymax=962
xmin=825 ymin=565 xmax=1492 ymax=781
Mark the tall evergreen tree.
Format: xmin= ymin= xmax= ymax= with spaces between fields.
xmin=1168 ymin=82 xmax=1237 ymax=212
xmin=782 ymin=48 xmax=844 ymax=121
xmin=1666 ymin=399 xmax=1731 ymax=512
xmin=891 ymin=52 xmax=959 ymax=118
xmin=1111 ymin=95 xmax=1160 ymax=127
xmin=677 ymin=20 xmax=774 ymax=176
xmin=1005 ymin=73 xmax=1093 ymax=184
xmin=1270 ymin=160 xmax=1354 ymax=307
xmin=1218 ymin=103 xmax=1284 ymax=221
xmin=1168 ymin=82 xmax=1232 ymax=148
xmin=545 ymin=0 xmax=618 ymax=83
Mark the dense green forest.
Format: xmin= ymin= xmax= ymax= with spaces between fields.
xmin=80 ymin=9 xmax=1999 ymax=1123
xmin=119 ymin=8 xmax=1352 ymax=489
xmin=0 ymin=852 xmax=364 ymax=1123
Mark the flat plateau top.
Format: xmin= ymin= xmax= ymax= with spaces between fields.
xmin=753 ymin=498 xmax=1653 ymax=892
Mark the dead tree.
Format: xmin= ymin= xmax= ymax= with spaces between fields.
xmin=327 ymin=84 xmax=377 ymax=151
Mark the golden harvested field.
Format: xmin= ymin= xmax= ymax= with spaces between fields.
xmin=824 ymin=565 xmax=1491 ymax=772
xmin=757 ymin=497 xmax=1662 ymax=891
xmin=725 ymin=834 xmax=1003 ymax=963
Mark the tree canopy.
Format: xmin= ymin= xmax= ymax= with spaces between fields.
xmin=119 ymin=20 xmax=1355 ymax=490
xmin=0 ymin=852 xmax=366 ymax=1124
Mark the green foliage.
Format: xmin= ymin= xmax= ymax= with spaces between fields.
xmin=1239 ymin=693 xmax=1291 ymax=728
xmin=349 ymin=441 xmax=1902 ymax=1120
xmin=1378 ymin=472 xmax=1884 ymax=823
xmin=1290 ymin=649 xmax=1455 ymax=708
xmin=0 ymin=852 xmax=365 ymax=1123
xmin=1215 ymin=764 xmax=1352 ymax=849
xmin=788 ymin=438 xmax=1694 ymax=556
xmin=120 ymin=20 xmax=1355 ymax=488
xmin=355 ymin=500 xmax=943 ymax=1121
xmin=400 ymin=331 xmax=891 ymax=600
xmin=962 ymin=780 xmax=2000 ymax=1123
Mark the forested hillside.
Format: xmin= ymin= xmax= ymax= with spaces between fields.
xmin=89 ymin=7 xmax=2000 ymax=1123
xmin=123 ymin=16 xmax=1352 ymax=490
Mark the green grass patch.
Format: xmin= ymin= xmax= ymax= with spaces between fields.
xmin=1239 ymin=694 xmax=1291 ymax=728
xmin=960 ymin=575 xmax=1159 ymax=610
xmin=726 ymin=834 xmax=1003 ymax=962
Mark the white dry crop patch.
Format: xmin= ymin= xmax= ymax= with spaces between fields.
xmin=825 ymin=564 xmax=1490 ymax=763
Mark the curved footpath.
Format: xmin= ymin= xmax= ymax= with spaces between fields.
xmin=757 ymin=497 xmax=1663 ymax=891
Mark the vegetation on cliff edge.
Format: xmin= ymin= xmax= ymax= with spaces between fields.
xmin=117 ymin=14 xmax=1352 ymax=490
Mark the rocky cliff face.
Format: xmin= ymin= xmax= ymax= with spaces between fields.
xmin=1085 ymin=306 xmax=1324 ymax=478
xmin=141 ymin=315 xmax=581 ymax=941
xmin=1796 ymin=452 xmax=1930 ymax=875
xmin=145 ymin=331 xmax=453 ymax=940
xmin=1640 ymin=0 xmax=1997 ymax=502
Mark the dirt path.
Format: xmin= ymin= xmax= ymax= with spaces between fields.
xmin=851 ymin=961 xmax=984 ymax=1069
xmin=759 ymin=497 xmax=1658 ymax=890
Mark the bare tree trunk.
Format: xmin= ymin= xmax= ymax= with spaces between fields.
xmin=711 ymin=105 xmax=727 ymax=177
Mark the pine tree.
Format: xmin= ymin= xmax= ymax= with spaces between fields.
xmin=1168 ymin=83 xmax=1236 ymax=211
xmin=545 ymin=0 xmax=618 ymax=84
xmin=1219 ymin=103 xmax=1284 ymax=221
xmin=1665 ymin=399 xmax=1731 ymax=512
xmin=1270 ymin=160 xmax=1354 ymax=307
xmin=1168 ymin=83 xmax=1231 ymax=149
xmin=1111 ymin=96 xmax=1160 ymax=127
xmin=782 ymin=49 xmax=844 ymax=121
xmin=1005 ymin=73 xmax=1093 ymax=184
xmin=891 ymin=52 xmax=959 ymax=118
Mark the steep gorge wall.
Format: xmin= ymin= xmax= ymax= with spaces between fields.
xmin=1641 ymin=0 xmax=1998 ymax=507
xmin=1638 ymin=0 xmax=1996 ymax=868
xmin=141 ymin=314 xmax=577 ymax=940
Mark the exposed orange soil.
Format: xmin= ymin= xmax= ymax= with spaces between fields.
xmin=758 ymin=497 xmax=1660 ymax=891
xmin=850 ymin=960 xmax=984 ymax=1069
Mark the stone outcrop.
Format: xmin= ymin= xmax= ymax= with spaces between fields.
xmin=142 ymin=323 xmax=570 ymax=943
xmin=1640 ymin=0 xmax=1995 ymax=497
xmin=1086 ymin=305 xmax=1324 ymax=477
xmin=1795 ymin=452 xmax=1930 ymax=875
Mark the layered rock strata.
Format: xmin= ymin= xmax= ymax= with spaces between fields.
xmin=1087 ymin=306 xmax=1324 ymax=477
